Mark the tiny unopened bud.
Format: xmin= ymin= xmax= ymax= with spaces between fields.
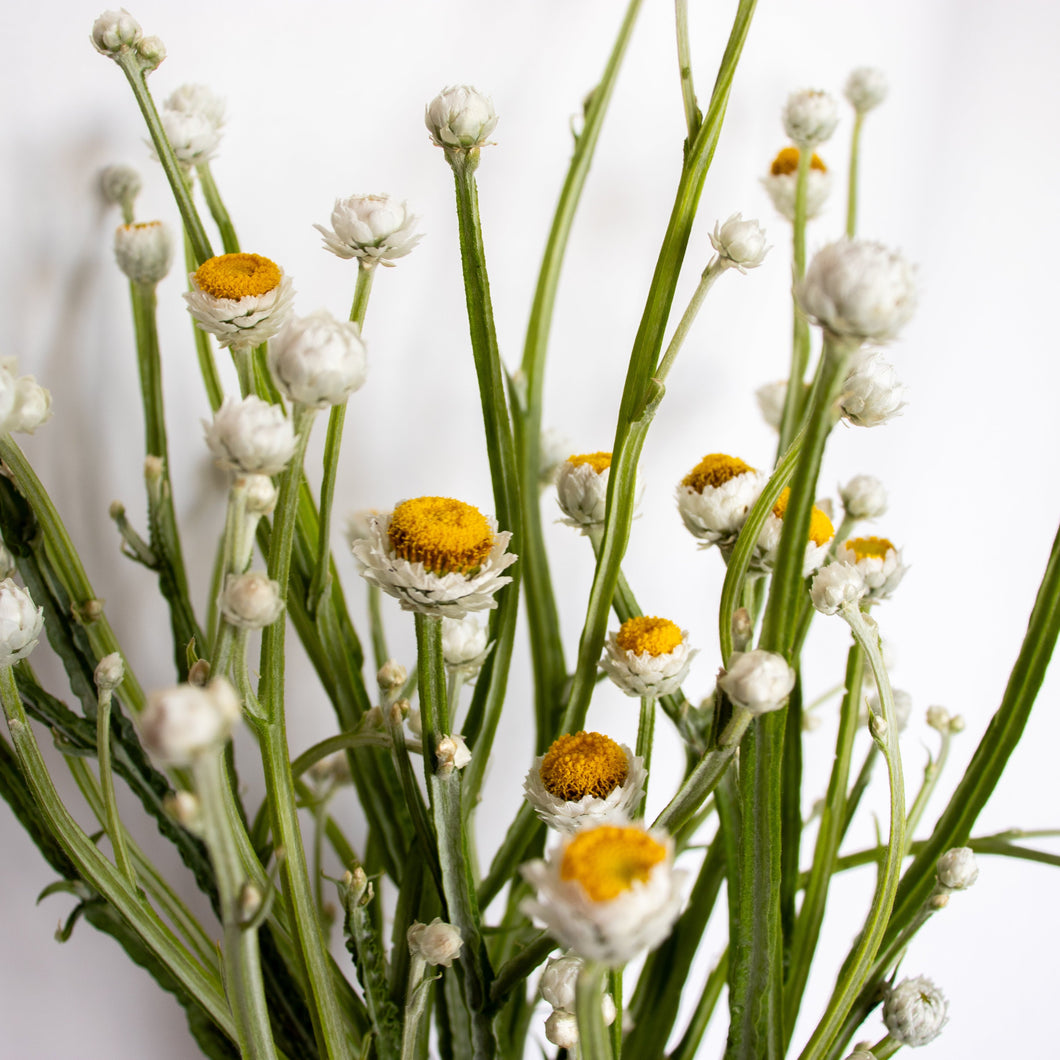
xmin=167 ymin=790 xmax=202 ymax=831
xmin=425 ymin=85 xmax=498 ymax=150
xmin=187 ymin=659 xmax=211 ymax=686
xmin=407 ymin=917 xmax=463 ymax=967
xmin=839 ymin=474 xmax=888 ymax=521
xmin=377 ymin=659 xmax=407 ymax=692
xmin=949 ymin=714 xmax=965 ymax=733
xmin=143 ymin=455 xmax=164 ymax=483
xmin=7 ymin=376 xmax=52 ymax=435
xmin=388 ymin=702 xmax=406 ymax=728
xmin=99 ymin=164 xmax=142 ymax=211
xmin=114 ymin=221 xmax=173 ymax=286
xmin=435 ymin=734 xmax=471 ymax=776
xmin=540 ymin=953 xmax=582 ymax=1010
xmin=718 ymin=650 xmax=795 ymax=716
xmin=361 ymin=705 xmax=383 ymax=729
xmin=220 ymin=571 xmax=284 ymax=630
xmin=544 ymin=1010 xmax=579 ymax=1050
xmin=238 ymin=881 xmax=263 ymax=923
xmin=94 ymin=652 xmax=125 ymax=691
xmin=882 ymin=976 xmax=948 ymax=1047
xmin=108 ymin=500 xmax=125 ymax=520
xmin=135 ymin=34 xmax=166 ymax=71
xmin=936 ymin=847 xmax=979 ymax=891
xmin=929 ymin=893 xmax=949 ymax=911
xmin=241 ymin=474 xmax=279 ymax=517
xmin=731 ymin=608 xmax=753 ymax=652
xmin=869 ymin=712 xmax=887 ymax=740
xmin=926 ymin=705 xmax=952 ymax=732
xmin=91 ymin=9 xmax=143 ymax=57
xmin=710 ymin=213 xmax=769 ymax=272
xmin=77 ymin=598 xmax=106 ymax=624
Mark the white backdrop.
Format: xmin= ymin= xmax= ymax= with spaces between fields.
xmin=1 ymin=0 xmax=1059 ymax=1056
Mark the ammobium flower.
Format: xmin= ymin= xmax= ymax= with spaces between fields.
xmin=782 ymin=89 xmax=839 ymax=148
xmin=841 ymin=349 xmax=907 ymax=426
xmin=524 ymin=731 xmax=646 ymax=834
xmin=352 ymin=497 xmax=516 ymax=617
xmin=810 ymin=561 xmax=867 ymax=616
xmin=426 ymin=85 xmax=498 ymax=149
xmin=839 ymin=474 xmax=888 ymax=521
xmin=836 ymin=536 xmax=907 ymax=601
xmin=184 ymin=252 xmax=295 ymax=349
xmin=0 ymin=579 xmax=44 ymax=666
xmin=762 ymin=147 xmax=832 ymax=221
xmin=555 ymin=451 xmax=611 ymax=528
xmin=676 ymin=453 xmax=768 ymax=552
xmin=600 ymin=616 xmax=695 ymax=698
xmin=520 ymin=819 xmax=685 ymax=966
xmin=165 ymin=83 xmax=226 ymax=129
xmin=138 ymin=677 xmax=242 ymax=765
xmin=204 ymin=396 xmax=297 ymax=477
xmin=753 ymin=487 xmax=835 ymax=575
xmin=936 ymin=847 xmax=979 ymax=891
xmin=709 ymin=213 xmax=769 ymax=272
xmin=441 ymin=615 xmax=490 ymax=679
xmin=268 ymin=309 xmax=367 ymax=408
xmin=219 ymin=571 xmax=284 ymax=630
xmin=844 ymin=67 xmax=888 ymax=114
xmin=99 ymin=163 xmax=141 ymax=213
xmin=407 ymin=918 xmax=462 ymax=967
xmin=882 ymin=976 xmax=948 ymax=1047
xmin=91 ymin=9 xmax=142 ymax=57
xmin=315 ymin=194 xmax=422 ymax=267
xmin=159 ymin=109 xmax=222 ymax=167
xmin=6 ymin=373 xmax=53 ymax=435
xmin=113 ymin=221 xmax=173 ymax=286
xmin=718 ymin=650 xmax=796 ymax=715
xmin=796 ymin=239 xmax=917 ymax=345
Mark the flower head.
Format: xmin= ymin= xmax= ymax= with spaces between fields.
xmin=184 ymin=253 xmax=295 ymax=349
xmin=0 ymin=580 xmax=44 ymax=666
xmin=268 ymin=309 xmax=367 ymax=409
xmin=810 ymin=562 xmax=867 ymax=615
xmin=315 ymin=194 xmax=422 ymax=267
xmin=114 ymin=221 xmax=173 ymax=286
xmin=762 ymin=147 xmax=832 ymax=222
xmin=839 ymin=474 xmax=888 ymax=520
xmin=7 ymin=375 xmax=53 ymax=435
xmin=91 ymin=9 xmax=142 ymax=57
xmin=219 ymin=571 xmax=284 ymax=630
xmin=524 ymin=732 xmax=646 ymax=834
xmin=426 ymin=86 xmax=498 ymax=150
xmin=676 ymin=453 xmax=768 ymax=552
xmin=754 ymin=487 xmax=835 ymax=575
xmin=710 ymin=213 xmax=769 ymax=272
xmin=555 ymin=451 xmax=612 ymax=529
xmin=601 ymin=616 xmax=695 ymax=698
xmin=844 ymin=67 xmax=888 ymax=114
xmin=159 ymin=109 xmax=222 ymax=167
xmin=138 ymin=677 xmax=242 ymax=765
xmin=441 ymin=615 xmax=490 ymax=679
xmin=521 ymin=820 xmax=686 ymax=966
xmin=836 ymin=536 xmax=907 ymax=601
xmin=782 ymin=89 xmax=839 ymax=148
xmin=841 ymin=349 xmax=907 ymax=426
xmin=882 ymin=976 xmax=948 ymax=1047
xmin=99 ymin=164 xmax=141 ymax=213
xmin=352 ymin=497 xmax=516 ymax=618
xmin=407 ymin=918 xmax=463 ymax=967
xmin=796 ymin=239 xmax=917 ymax=345
xmin=718 ymin=650 xmax=796 ymax=715
xmin=936 ymin=847 xmax=979 ymax=891
xmin=165 ymin=83 xmax=226 ymax=128
xmin=204 ymin=396 xmax=297 ymax=477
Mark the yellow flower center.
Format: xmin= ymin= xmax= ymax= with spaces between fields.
xmin=846 ymin=535 xmax=894 ymax=561
xmin=615 ymin=616 xmax=683 ymax=657
xmin=772 ymin=488 xmax=835 ymax=546
xmin=560 ymin=824 xmax=667 ymax=902
xmin=682 ymin=453 xmax=754 ymax=493
xmin=194 ymin=253 xmax=282 ymax=300
xmin=122 ymin=221 xmax=164 ymax=233
xmin=539 ymin=731 xmax=629 ymax=801
xmin=770 ymin=146 xmax=828 ymax=177
xmin=567 ymin=451 xmax=612 ymax=474
xmin=387 ymin=496 xmax=495 ymax=575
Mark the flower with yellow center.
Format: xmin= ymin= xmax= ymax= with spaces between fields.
xmin=753 ymin=486 xmax=835 ymax=576
xmin=520 ymin=818 xmax=686 ymax=966
xmin=601 ymin=615 xmax=695 ymax=698
xmin=183 ymin=252 xmax=295 ymax=349
xmin=351 ymin=496 xmax=516 ymax=617
xmin=836 ymin=534 xmax=907 ymax=601
xmin=676 ymin=452 xmax=768 ymax=553
xmin=524 ymin=731 xmax=646 ymax=834
xmin=762 ymin=146 xmax=832 ymax=222
xmin=555 ymin=451 xmax=613 ymax=529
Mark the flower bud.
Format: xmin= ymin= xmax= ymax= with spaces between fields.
xmin=166 ymin=790 xmax=202 ymax=831
xmin=754 ymin=380 xmax=789 ymax=432
xmin=810 ymin=562 xmax=867 ymax=615
xmin=882 ymin=975 xmax=948 ymax=1047
xmin=240 ymin=474 xmax=279 ymax=517
xmin=435 ymin=733 xmax=471 ymax=776
xmin=99 ymin=164 xmax=142 ymax=211
xmin=539 ymin=953 xmax=582 ymax=1011
xmin=407 ymin=917 xmax=463 ymax=967
xmin=377 ymin=659 xmax=407 ymax=693
xmin=936 ymin=847 xmax=979 ymax=891
xmin=839 ymin=474 xmax=888 ymax=520
xmin=165 ymin=83 xmax=226 ymax=128
xmin=91 ymin=9 xmax=142 ymax=57
xmin=425 ymin=85 xmax=498 ymax=149
xmin=0 ymin=579 xmax=44 ymax=666
xmin=544 ymin=1010 xmax=579 ymax=1050
xmin=718 ymin=650 xmax=796 ymax=715
xmin=268 ymin=310 xmax=367 ymax=409
xmin=841 ymin=349 xmax=907 ymax=427
xmin=114 ymin=221 xmax=173 ymax=286
xmin=710 ymin=213 xmax=769 ymax=272
xmin=925 ymin=705 xmax=951 ymax=732
xmin=159 ymin=109 xmax=222 ymax=167
xmin=315 ymin=194 xmax=422 ymax=267
xmin=782 ymin=89 xmax=839 ymax=148
xmin=94 ymin=652 xmax=125 ymax=691
xmin=555 ymin=452 xmax=611 ymax=528
xmin=204 ymin=396 xmax=297 ymax=477
xmin=136 ymin=35 xmax=166 ymax=70
xmin=220 ymin=571 xmax=284 ymax=630
xmin=187 ymin=659 xmax=211 ymax=686
xmin=139 ymin=677 xmax=242 ymax=765
xmin=441 ymin=615 xmax=490 ymax=679
xmin=865 ymin=687 xmax=913 ymax=731
xmin=7 ymin=376 xmax=53 ymax=435
xmin=844 ymin=67 xmax=888 ymax=114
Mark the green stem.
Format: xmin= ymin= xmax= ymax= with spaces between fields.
xmin=95 ymin=684 xmax=137 ymax=886
xmin=184 ymin=232 xmax=225 ymax=412
xmin=654 ymin=258 xmax=725 ymax=386
xmin=197 ymin=161 xmax=241 ymax=254
xmin=635 ymin=697 xmax=656 ymax=818
xmin=846 ymin=113 xmax=864 ymax=239
xmin=669 ymin=947 xmax=728 ymax=1060
xmin=674 ymin=0 xmax=701 ymax=139
xmin=576 ymin=961 xmax=614 ymax=1060
xmin=904 ymin=728 xmax=952 ymax=843
xmin=487 ymin=932 xmax=555 ymax=1011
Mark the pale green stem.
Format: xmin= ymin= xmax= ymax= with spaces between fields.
xmin=610 ymin=968 xmax=624 ymax=1060
xmin=95 ymin=683 xmax=136 ymax=886
xmin=904 ymin=728 xmax=952 ymax=844
xmin=400 ymin=954 xmax=431 ymax=1060
xmin=653 ymin=257 xmax=726 ymax=386
xmin=846 ymin=113 xmax=865 ymax=238
xmin=183 ymin=232 xmax=225 ymax=412
xmin=197 ymin=161 xmax=241 ymax=254
xmin=635 ymin=696 xmax=656 ymax=818
xmin=575 ymin=960 xmax=614 ymax=1060
xmin=291 ymin=730 xmax=416 ymax=781
xmin=674 ymin=0 xmax=700 ymax=138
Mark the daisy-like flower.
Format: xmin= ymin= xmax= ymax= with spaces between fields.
xmin=315 ymin=194 xmax=422 ymax=267
xmin=441 ymin=615 xmax=490 ymax=680
xmin=762 ymin=147 xmax=832 ymax=222
xmin=753 ymin=487 xmax=835 ymax=575
xmin=676 ymin=453 xmax=768 ymax=552
xmin=841 ymin=349 xmax=907 ymax=426
xmin=600 ymin=616 xmax=695 ymax=698
xmin=425 ymin=85 xmax=498 ymax=149
xmin=524 ymin=731 xmax=646 ymax=834
xmin=352 ymin=496 xmax=516 ymax=618
xmin=184 ymin=252 xmax=295 ymax=350
xmin=782 ymin=89 xmax=839 ymax=148
xmin=0 ymin=579 xmax=44 ymax=666
xmin=709 ymin=213 xmax=769 ymax=272
xmin=836 ymin=535 xmax=907 ymax=601
xmin=203 ymin=396 xmax=297 ymax=477
xmin=839 ymin=474 xmax=888 ymax=521
xmin=113 ymin=221 xmax=173 ymax=286
xmin=718 ymin=650 xmax=796 ymax=715
xmin=844 ymin=67 xmax=888 ymax=114
xmin=882 ymin=976 xmax=948 ymax=1047
xmin=555 ymin=451 xmax=611 ymax=528
xmin=268 ymin=309 xmax=367 ymax=409
xmin=520 ymin=819 xmax=686 ymax=966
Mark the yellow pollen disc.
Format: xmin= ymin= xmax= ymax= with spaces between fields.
xmin=770 ymin=146 xmax=828 ymax=176
xmin=847 ymin=535 xmax=894 ymax=561
xmin=387 ymin=496 xmax=495 ymax=576
xmin=122 ymin=221 xmax=163 ymax=232
xmin=194 ymin=253 xmax=282 ymax=300
xmin=772 ymin=488 xmax=835 ymax=546
xmin=615 ymin=616 xmax=683 ymax=658
xmin=560 ymin=825 xmax=667 ymax=902
xmin=682 ymin=453 xmax=754 ymax=493
xmin=539 ymin=732 xmax=629 ymax=801
xmin=568 ymin=451 xmax=612 ymax=474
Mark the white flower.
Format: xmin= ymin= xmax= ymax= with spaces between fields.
xmin=7 ymin=376 xmax=52 ymax=435
xmin=882 ymin=976 xmax=948 ymax=1047
xmin=810 ymin=562 xmax=867 ymax=615
xmin=219 ymin=571 xmax=284 ymax=630
xmin=521 ymin=819 xmax=686 ymax=966
xmin=268 ymin=309 xmax=367 ymax=409
xmin=113 ymin=221 xmax=173 ymax=286
xmin=555 ymin=452 xmax=612 ymax=528
xmin=936 ymin=847 xmax=979 ymax=891
xmin=753 ymin=487 xmax=835 ymax=576
xmin=407 ymin=918 xmax=463 ymax=967
xmin=718 ymin=650 xmax=796 ymax=715
xmin=441 ymin=615 xmax=490 ymax=679
xmin=99 ymin=164 xmax=141 ymax=210
xmin=710 ymin=213 xmax=769 ymax=271
xmin=204 ymin=396 xmax=297 ymax=477
xmin=839 ymin=474 xmax=888 ymax=520
xmin=184 ymin=252 xmax=295 ymax=350
xmin=352 ymin=498 xmax=516 ymax=618
xmin=600 ymin=616 xmax=695 ymax=698
xmin=865 ymin=687 xmax=913 ymax=731
xmin=524 ymin=732 xmax=646 ymax=834
xmin=165 ymin=83 xmax=226 ymax=129
xmin=345 ymin=508 xmax=382 ymax=546
xmin=315 ymin=194 xmax=422 ymax=267
xmin=796 ymin=239 xmax=917 ymax=345
xmin=0 ymin=579 xmax=44 ymax=666
xmin=841 ymin=349 xmax=907 ymax=426
xmin=782 ymin=89 xmax=839 ymax=147
xmin=844 ymin=67 xmax=888 ymax=114
xmin=543 ymin=1000 xmax=616 ymax=1049
xmin=762 ymin=147 xmax=833 ymax=222
xmin=91 ymin=9 xmax=142 ymax=56
xmin=435 ymin=734 xmax=471 ymax=776
xmin=138 ymin=678 xmax=242 ymax=765
xmin=159 ymin=109 xmax=222 ymax=167
xmin=539 ymin=953 xmax=582 ymax=1011
xmin=676 ymin=453 xmax=768 ymax=552
xmin=836 ymin=536 xmax=907 ymax=601
xmin=426 ymin=85 xmax=498 ymax=149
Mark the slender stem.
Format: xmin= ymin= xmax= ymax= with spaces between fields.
xmin=674 ymin=0 xmax=700 ymax=139
xmin=904 ymin=728 xmax=952 ymax=843
xmin=197 ymin=161 xmax=241 ymax=254
xmin=635 ymin=697 xmax=656 ymax=817
xmin=846 ymin=113 xmax=865 ymax=238
xmin=669 ymin=947 xmax=728 ymax=1060
xmin=610 ymin=969 xmax=624 ymax=1060
xmin=401 ymin=955 xmax=431 ymax=1060
xmin=653 ymin=258 xmax=725 ymax=386
xmin=576 ymin=960 xmax=614 ymax=1060
xmin=487 ymin=932 xmax=555 ymax=1011
xmin=95 ymin=685 xmax=137 ymax=886
xmin=184 ymin=232 xmax=225 ymax=412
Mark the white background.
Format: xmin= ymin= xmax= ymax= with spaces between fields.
xmin=1 ymin=0 xmax=1059 ymax=1056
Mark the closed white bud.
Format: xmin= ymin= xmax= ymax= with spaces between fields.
xmin=139 ymin=677 xmax=242 ymax=765
xmin=136 ymin=35 xmax=165 ymax=70
xmin=810 ymin=562 xmax=867 ymax=615
xmin=844 ymin=67 xmax=888 ymax=113
xmin=925 ymin=705 xmax=952 ymax=732
xmin=435 ymin=733 xmax=471 ymax=775
xmin=377 ymin=659 xmax=407 ymax=693
xmin=841 ymin=350 xmax=907 ymax=427
xmin=718 ymin=650 xmax=796 ymax=715
xmin=241 ymin=474 xmax=279 ymax=516
xmin=91 ymin=9 xmax=142 ymax=56
xmin=544 ymin=1010 xmax=580 ymax=1050
xmin=7 ymin=376 xmax=52 ymax=435
xmin=159 ymin=109 xmax=222 ymax=167
xmin=99 ymin=164 xmax=141 ymax=209
xmin=204 ymin=396 xmax=297 ymax=477
xmin=94 ymin=652 xmax=125 ymax=691
xmin=839 ymin=474 xmax=888 ymax=520
xmin=165 ymin=84 xmax=226 ymax=129
xmin=882 ymin=976 xmax=948 ymax=1047
xmin=238 ymin=881 xmax=263 ymax=923
xmin=407 ymin=918 xmax=463 ymax=967
xmin=782 ymin=89 xmax=839 ymax=148
xmin=0 ymin=579 xmax=44 ymax=666
xmin=315 ymin=194 xmax=422 ymax=267
xmin=710 ymin=213 xmax=769 ymax=271
xmin=268 ymin=310 xmax=367 ymax=409
xmin=426 ymin=85 xmax=498 ymax=149
xmin=539 ymin=954 xmax=582 ymax=1011
xmin=114 ymin=221 xmax=173 ymax=286
xmin=220 ymin=571 xmax=284 ymax=630
xmin=936 ymin=847 xmax=978 ymax=891
xmin=441 ymin=615 xmax=490 ymax=679
xmin=167 ymin=790 xmax=202 ymax=831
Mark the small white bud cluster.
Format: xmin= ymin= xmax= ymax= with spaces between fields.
xmin=710 ymin=213 xmax=769 ymax=272
xmin=782 ymin=89 xmax=839 ymax=148
xmin=268 ymin=310 xmax=367 ymax=409
xmin=844 ymin=67 xmax=888 ymax=114
xmin=315 ymin=194 xmax=422 ymax=267
xmin=936 ymin=847 xmax=979 ymax=891
xmin=114 ymin=221 xmax=173 ymax=286
xmin=90 ymin=10 xmax=164 ymax=70
xmin=839 ymin=474 xmax=888 ymax=520
xmin=882 ymin=975 xmax=948 ymax=1047
xmin=435 ymin=734 xmax=471 ymax=776
xmin=138 ymin=677 xmax=242 ymax=765
xmin=926 ymin=704 xmax=965 ymax=734
xmin=539 ymin=954 xmax=617 ymax=1049
xmin=407 ymin=918 xmax=462 ymax=967
xmin=810 ymin=562 xmax=867 ymax=615
xmin=0 ymin=579 xmax=44 ymax=666
xmin=204 ymin=396 xmax=297 ymax=477
xmin=0 ymin=358 xmax=52 ymax=436
xmin=718 ymin=650 xmax=796 ymax=715
xmin=841 ymin=350 xmax=907 ymax=427
xmin=160 ymin=84 xmax=225 ymax=167
xmin=425 ymin=86 xmax=498 ymax=150
xmin=219 ymin=571 xmax=284 ymax=630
